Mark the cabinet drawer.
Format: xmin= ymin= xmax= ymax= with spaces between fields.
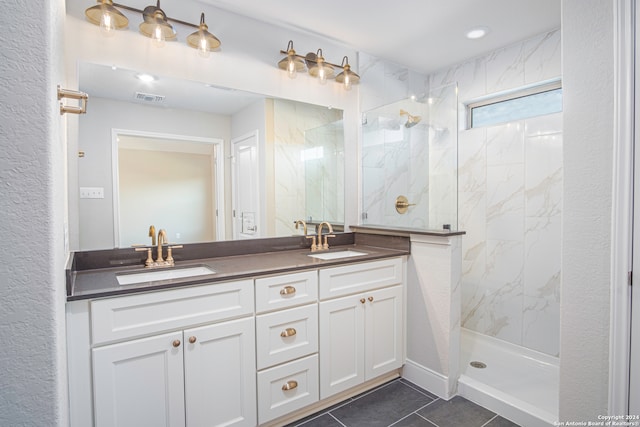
xmin=257 ymin=354 xmax=319 ymax=424
xmin=256 ymin=304 xmax=318 ymax=370
xmin=255 ymin=270 xmax=318 ymax=313
xmin=91 ymin=280 xmax=254 ymax=345
xmin=319 ymin=257 xmax=403 ymax=300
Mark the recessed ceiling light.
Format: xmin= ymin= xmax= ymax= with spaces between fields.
xmin=136 ymin=73 xmax=156 ymax=82
xmin=466 ymin=26 xmax=490 ymax=40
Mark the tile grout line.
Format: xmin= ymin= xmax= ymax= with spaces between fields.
xmin=328 ymin=412 xmax=348 ymax=427
xmin=399 ymin=379 xmax=440 ymax=400
xmin=480 ymin=414 xmax=499 ymax=427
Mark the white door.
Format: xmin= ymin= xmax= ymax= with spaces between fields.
xmin=364 ymin=285 xmax=404 ymax=379
xmin=231 ymin=131 xmax=260 ymax=240
xmin=183 ymin=317 xmax=257 ymax=427
xmin=319 ymin=295 xmax=365 ymax=399
xmin=92 ymin=331 xmax=186 ymax=427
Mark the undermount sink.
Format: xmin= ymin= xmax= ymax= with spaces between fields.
xmin=116 ymin=265 xmax=216 ymax=285
xmin=307 ymin=250 xmax=367 ymax=260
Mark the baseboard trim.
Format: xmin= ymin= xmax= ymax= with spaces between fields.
xmin=401 ymin=359 xmax=455 ymax=400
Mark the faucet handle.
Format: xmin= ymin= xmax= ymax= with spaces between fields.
xmin=135 ymin=247 xmax=154 ymax=267
xmin=322 ymin=234 xmax=336 ymax=250
xmin=165 ymin=245 xmax=183 ymax=264
xmin=306 ymin=235 xmax=318 ymax=251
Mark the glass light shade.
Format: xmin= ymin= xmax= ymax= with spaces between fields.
xmin=335 ymin=65 xmax=360 ymax=90
xmin=186 ymin=14 xmax=221 ymax=58
xmin=277 ymin=43 xmax=305 ymax=78
xmin=85 ymin=0 xmax=129 ymax=33
xmin=139 ymin=1 xmax=176 ymax=45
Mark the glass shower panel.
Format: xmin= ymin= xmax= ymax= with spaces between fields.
xmin=361 ymin=83 xmax=458 ymax=231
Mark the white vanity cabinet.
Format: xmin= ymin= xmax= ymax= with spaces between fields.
xmin=318 ymin=258 xmax=404 ymax=399
xmin=88 ymin=279 xmax=257 ymax=427
xmin=254 ymin=271 xmax=320 ymax=424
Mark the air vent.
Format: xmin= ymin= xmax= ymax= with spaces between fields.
xmin=134 ymin=92 xmax=165 ymax=103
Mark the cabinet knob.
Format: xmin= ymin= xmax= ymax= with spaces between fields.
xmin=280 ymin=328 xmax=297 ymax=338
xmin=368 ymin=296 xmax=374 ymax=302
xmin=360 ymin=298 xmax=366 ymax=304
xmin=189 ymin=336 xmax=197 ymax=344
xmin=280 ymin=286 xmax=296 ymax=296
xmin=172 ymin=339 xmax=181 ymax=348
xmin=281 ymin=380 xmax=298 ymax=391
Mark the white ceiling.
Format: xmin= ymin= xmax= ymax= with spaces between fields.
xmin=196 ymin=0 xmax=561 ymax=74
xmin=78 ymin=0 xmax=561 ymax=114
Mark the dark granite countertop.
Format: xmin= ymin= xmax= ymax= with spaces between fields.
xmin=67 ymin=234 xmax=410 ymax=301
xmin=349 ymin=225 xmax=465 ymax=237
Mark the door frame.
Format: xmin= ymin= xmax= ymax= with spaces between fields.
xmin=610 ymin=0 xmax=635 ymax=415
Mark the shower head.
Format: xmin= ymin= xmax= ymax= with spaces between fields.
xmin=400 ymin=109 xmax=421 ymax=128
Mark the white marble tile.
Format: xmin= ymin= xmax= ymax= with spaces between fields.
xmin=525 ymin=133 xmax=562 ymax=217
xmin=486 ymin=42 xmax=526 ymax=94
xmin=458 ymin=128 xmax=487 ymax=192
xmin=486 ymin=122 xmax=525 ymax=166
xmin=524 ymin=215 xmax=561 ymax=300
xmin=525 ymin=112 xmax=562 ymax=137
xmin=486 ymin=163 xmax=524 ymax=219
xmin=524 ymin=29 xmax=562 ymax=85
xmin=431 ymin=57 xmax=487 ymax=102
xmin=522 ymin=294 xmax=560 ymax=356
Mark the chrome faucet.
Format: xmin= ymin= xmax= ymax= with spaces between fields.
xmin=295 ymin=219 xmax=319 ymax=251
xmin=316 ymin=222 xmax=335 ymax=250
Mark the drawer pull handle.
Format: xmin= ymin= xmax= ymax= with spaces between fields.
xmin=360 ymin=298 xmax=366 ymax=304
xmin=282 ymin=380 xmax=298 ymax=391
xmin=368 ymin=296 xmax=374 ymax=302
xmin=280 ymin=286 xmax=296 ymax=296
xmin=172 ymin=339 xmax=181 ymax=348
xmin=189 ymin=336 xmax=197 ymax=344
xmin=280 ymin=328 xmax=297 ymax=338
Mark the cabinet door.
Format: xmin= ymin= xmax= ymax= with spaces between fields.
xmin=365 ymin=285 xmax=404 ymax=380
xmin=92 ymin=331 xmax=186 ymax=427
xmin=183 ymin=317 xmax=257 ymax=427
xmin=319 ymin=295 xmax=365 ymax=399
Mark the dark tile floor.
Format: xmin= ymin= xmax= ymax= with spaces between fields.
xmin=285 ymin=378 xmax=521 ymax=427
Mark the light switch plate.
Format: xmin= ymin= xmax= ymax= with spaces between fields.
xmin=80 ymin=187 xmax=104 ymax=199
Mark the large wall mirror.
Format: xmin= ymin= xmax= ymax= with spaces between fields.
xmin=74 ymin=62 xmax=345 ymax=250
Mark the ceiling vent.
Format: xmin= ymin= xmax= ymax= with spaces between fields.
xmin=134 ymin=92 xmax=165 ymax=103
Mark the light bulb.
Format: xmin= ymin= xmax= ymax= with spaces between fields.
xmin=287 ymin=58 xmax=297 ymax=79
xmin=100 ymin=13 xmax=116 ymax=37
xmin=197 ymin=37 xmax=210 ymax=58
xmin=343 ymin=74 xmax=351 ymax=90
xmin=152 ymin=26 xmax=165 ymax=48
xmin=318 ymin=67 xmax=327 ymax=85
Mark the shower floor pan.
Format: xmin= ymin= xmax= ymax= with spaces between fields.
xmin=458 ymin=328 xmax=559 ymax=427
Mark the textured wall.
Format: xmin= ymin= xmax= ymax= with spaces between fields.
xmin=0 ymin=0 xmax=68 ymax=426
xmin=560 ymin=0 xmax=614 ymax=420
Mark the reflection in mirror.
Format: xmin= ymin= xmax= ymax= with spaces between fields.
xmin=304 ymin=120 xmax=345 ymax=230
xmin=75 ymin=62 xmax=345 ymax=250
xmin=115 ymin=133 xmax=223 ymax=247
xmin=361 ymin=83 xmax=458 ymax=231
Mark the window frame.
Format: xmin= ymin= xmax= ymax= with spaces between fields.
xmin=466 ymin=79 xmax=562 ymax=129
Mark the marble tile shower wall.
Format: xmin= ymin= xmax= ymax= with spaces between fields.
xmin=433 ymin=29 xmax=562 ymax=356
xmin=358 ymin=28 xmax=561 ymax=355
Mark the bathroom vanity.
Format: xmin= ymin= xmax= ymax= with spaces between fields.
xmin=65 ymin=233 xmax=410 ymax=426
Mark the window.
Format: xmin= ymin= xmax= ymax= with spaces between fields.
xmin=467 ymin=81 xmax=562 ymax=128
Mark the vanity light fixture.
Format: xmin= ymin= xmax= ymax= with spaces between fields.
xmin=84 ymin=0 xmax=221 ymax=55
xmin=186 ymin=13 xmax=221 ymax=58
xmin=307 ymin=49 xmax=335 ymax=85
xmin=85 ymin=0 xmax=129 ymax=36
xmin=138 ymin=1 xmax=175 ymax=47
xmin=277 ymin=40 xmax=306 ymax=79
xmin=335 ymin=56 xmax=360 ymax=91
xmin=277 ymin=40 xmax=360 ymax=90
